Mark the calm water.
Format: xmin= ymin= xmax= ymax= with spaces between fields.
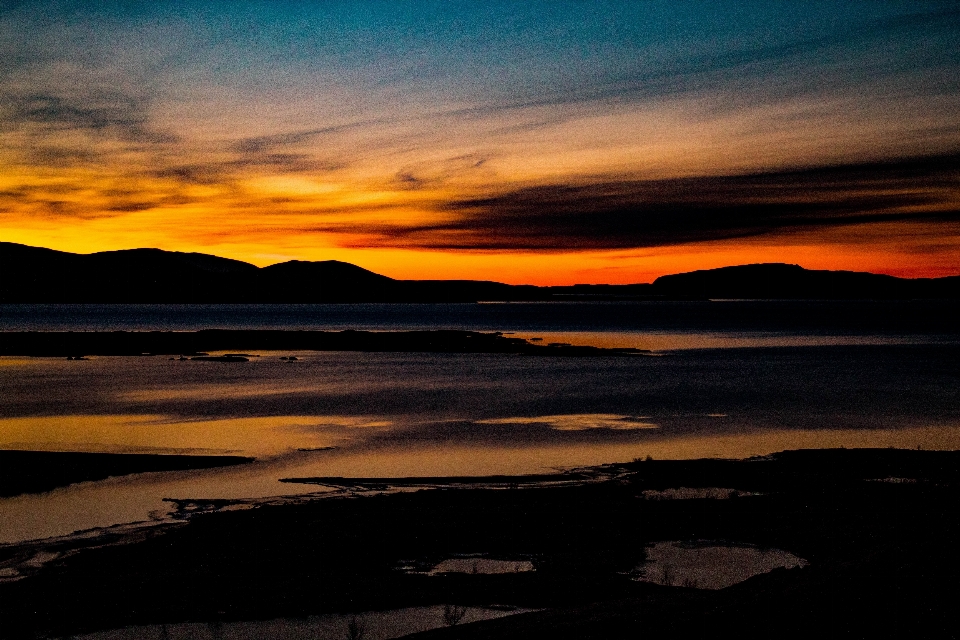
xmin=1 ymin=301 xmax=959 ymax=543
xmin=2 ymin=300 xmax=958 ymax=336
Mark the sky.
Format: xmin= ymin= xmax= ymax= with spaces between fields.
xmin=1 ymin=1 xmax=959 ymax=284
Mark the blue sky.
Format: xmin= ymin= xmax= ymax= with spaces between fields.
xmin=1 ymin=1 xmax=958 ymax=282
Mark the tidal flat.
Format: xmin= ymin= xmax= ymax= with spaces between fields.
xmin=1 ymin=449 xmax=959 ymax=639
xmin=2 ymin=335 xmax=960 ymax=544
xmin=1 ymin=305 xmax=958 ymax=638
xmin=0 ymin=451 xmax=253 ymax=499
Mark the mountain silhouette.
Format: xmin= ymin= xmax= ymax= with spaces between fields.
xmin=256 ymin=259 xmax=396 ymax=302
xmin=650 ymin=263 xmax=960 ymax=299
xmin=0 ymin=243 xmax=257 ymax=302
xmin=1 ymin=242 xmax=957 ymax=302
xmin=85 ymin=248 xmax=258 ymax=275
xmin=259 ymin=259 xmax=392 ymax=283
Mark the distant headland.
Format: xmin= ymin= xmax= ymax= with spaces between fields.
xmin=1 ymin=242 xmax=958 ymax=302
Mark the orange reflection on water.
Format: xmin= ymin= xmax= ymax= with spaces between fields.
xmin=509 ymin=330 xmax=919 ymax=351
xmin=477 ymin=414 xmax=657 ymax=431
xmin=274 ymin=424 xmax=960 ymax=478
xmin=0 ymin=415 xmax=383 ymax=457
xmin=2 ymin=423 xmax=959 ymax=544
xmin=118 ymin=380 xmax=385 ymax=402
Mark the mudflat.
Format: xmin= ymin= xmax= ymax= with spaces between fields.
xmin=1 ymin=448 xmax=958 ymax=639
xmin=0 ymin=450 xmax=253 ymax=498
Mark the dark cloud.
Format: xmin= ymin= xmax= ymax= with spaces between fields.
xmin=395 ymin=172 xmax=423 ymax=188
xmin=13 ymin=93 xmax=142 ymax=129
xmin=231 ymin=122 xmax=376 ymax=155
xmin=26 ymin=146 xmax=99 ymax=168
xmin=233 ymin=129 xmax=332 ymax=155
xmin=229 ymin=153 xmax=342 ymax=174
xmin=353 ymin=154 xmax=960 ymax=251
xmin=152 ymin=164 xmax=230 ymax=186
xmin=148 ymin=155 xmax=342 ymax=193
xmin=4 ymin=92 xmax=177 ymax=144
xmin=391 ymin=153 xmax=495 ymax=191
xmin=229 ymin=126 xmax=365 ymax=177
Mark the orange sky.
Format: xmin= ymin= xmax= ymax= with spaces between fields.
xmin=2 ymin=3 xmax=959 ymax=284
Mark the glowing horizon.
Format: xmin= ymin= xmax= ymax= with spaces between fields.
xmin=2 ymin=2 xmax=959 ymax=285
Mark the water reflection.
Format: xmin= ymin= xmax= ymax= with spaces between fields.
xmin=1 ymin=340 xmax=959 ymax=544
xmin=5 ymin=425 xmax=960 ymax=544
xmin=511 ymin=330 xmax=926 ymax=351
xmin=634 ymin=541 xmax=807 ymax=589
xmin=0 ymin=415 xmax=349 ymax=456
xmin=3 ymin=301 xmax=958 ymax=337
xmin=478 ymin=414 xmax=657 ymax=431
xmin=0 ymin=456 xmax=333 ymax=543
xmin=62 ymin=604 xmax=533 ymax=640
xmin=419 ymin=558 xmax=535 ymax=575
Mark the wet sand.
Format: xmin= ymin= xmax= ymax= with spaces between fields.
xmin=1 ymin=448 xmax=959 ymax=639
xmin=0 ymin=450 xmax=252 ymax=498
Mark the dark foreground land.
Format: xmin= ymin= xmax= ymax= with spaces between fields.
xmin=0 ymin=451 xmax=253 ymax=498
xmin=2 ymin=448 xmax=960 ymax=639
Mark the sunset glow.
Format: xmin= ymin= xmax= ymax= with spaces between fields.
xmin=2 ymin=1 xmax=958 ymax=283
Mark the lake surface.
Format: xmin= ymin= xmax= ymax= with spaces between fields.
xmin=2 ymin=299 xmax=958 ymax=337
xmin=1 ymin=301 xmax=959 ymax=543
xmin=634 ymin=541 xmax=807 ymax=589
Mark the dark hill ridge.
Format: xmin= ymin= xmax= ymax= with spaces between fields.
xmin=1 ymin=241 xmax=958 ymax=302
xmin=0 ymin=243 xmax=256 ymax=275
xmin=651 ymin=263 xmax=960 ymax=299
xmin=257 ymin=259 xmax=397 ymax=302
xmin=84 ymin=248 xmax=258 ymax=275
xmin=0 ymin=243 xmax=259 ymax=302
xmin=259 ymin=259 xmax=392 ymax=283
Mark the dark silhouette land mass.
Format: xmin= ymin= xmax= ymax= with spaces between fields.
xmin=2 ymin=242 xmax=958 ymax=302
xmin=0 ymin=450 xmax=253 ymax=498
xmin=1 ymin=448 xmax=959 ymax=638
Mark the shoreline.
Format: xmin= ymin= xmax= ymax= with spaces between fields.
xmin=0 ymin=450 xmax=253 ymax=499
xmin=1 ymin=447 xmax=959 ymax=638
xmin=0 ymin=329 xmax=648 ymax=357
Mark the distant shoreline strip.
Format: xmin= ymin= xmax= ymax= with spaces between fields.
xmin=0 ymin=329 xmax=648 ymax=357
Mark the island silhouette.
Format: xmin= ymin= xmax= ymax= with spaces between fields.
xmin=2 ymin=241 xmax=958 ymax=302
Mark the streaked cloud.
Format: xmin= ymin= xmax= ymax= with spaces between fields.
xmin=346 ymin=155 xmax=960 ymax=251
xmin=0 ymin=1 xmax=958 ymax=279
xmin=5 ymin=92 xmax=175 ymax=144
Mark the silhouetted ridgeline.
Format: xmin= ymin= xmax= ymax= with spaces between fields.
xmin=651 ymin=263 xmax=960 ymax=300
xmin=1 ymin=242 xmax=958 ymax=302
